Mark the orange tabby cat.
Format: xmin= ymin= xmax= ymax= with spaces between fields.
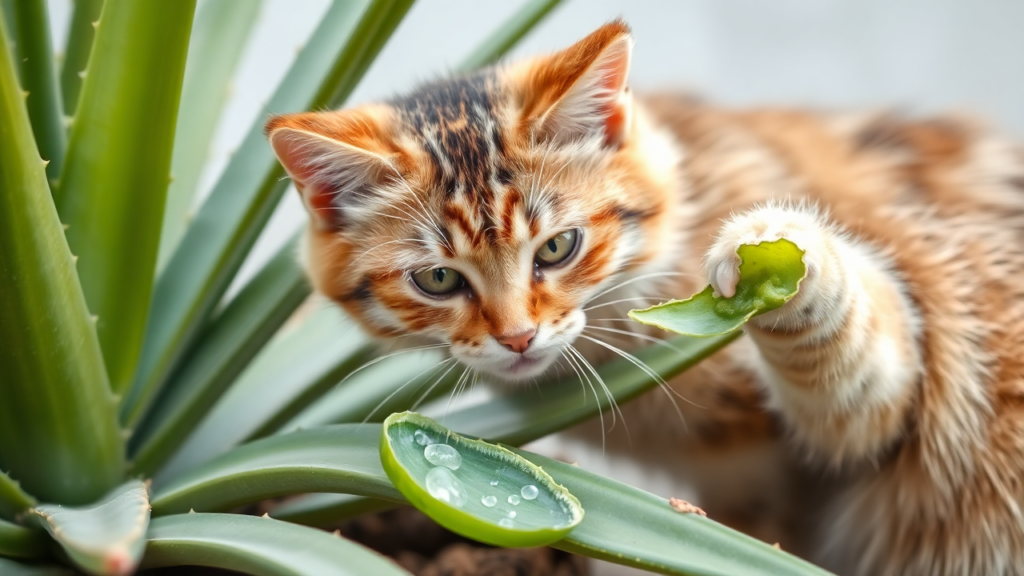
xmin=266 ymin=21 xmax=1024 ymax=575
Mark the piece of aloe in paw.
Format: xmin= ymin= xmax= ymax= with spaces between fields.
xmin=629 ymin=238 xmax=807 ymax=336
xmin=380 ymin=412 xmax=583 ymax=548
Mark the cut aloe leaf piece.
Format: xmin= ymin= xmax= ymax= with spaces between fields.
xmin=630 ymin=238 xmax=806 ymax=336
xmin=380 ymin=412 xmax=583 ymax=548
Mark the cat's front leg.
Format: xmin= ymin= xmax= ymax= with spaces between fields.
xmin=705 ymin=204 xmax=923 ymax=466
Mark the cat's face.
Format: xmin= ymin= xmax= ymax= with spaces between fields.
xmin=266 ymin=22 xmax=676 ymax=382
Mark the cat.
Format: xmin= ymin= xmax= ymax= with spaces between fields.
xmin=265 ymin=20 xmax=1024 ymax=576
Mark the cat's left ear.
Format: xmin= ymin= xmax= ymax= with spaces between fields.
xmin=517 ymin=20 xmax=633 ymax=148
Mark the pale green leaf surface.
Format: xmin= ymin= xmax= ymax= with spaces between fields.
xmin=0 ymin=14 xmax=122 ymax=505
xmin=158 ymin=0 xmax=263 ymax=270
xmin=155 ymin=307 xmax=369 ymax=485
xmin=520 ymin=450 xmax=831 ymax=576
xmin=56 ymin=0 xmax=196 ymax=395
xmin=0 ymin=558 xmax=74 ymax=576
xmin=0 ymin=517 xmax=47 ymax=560
xmin=130 ymin=236 xmax=309 ymax=477
xmin=25 ymin=480 xmax=150 ymax=576
xmin=125 ymin=0 xmax=413 ymax=429
xmin=141 ymin=513 xmax=410 ymax=576
xmin=150 ymin=426 xmax=401 ymax=516
xmin=630 ymin=239 xmax=806 ymax=336
xmin=382 ymin=413 xmax=583 ymax=548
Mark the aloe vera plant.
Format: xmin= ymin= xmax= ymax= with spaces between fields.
xmin=0 ymin=1 xmax=831 ymax=574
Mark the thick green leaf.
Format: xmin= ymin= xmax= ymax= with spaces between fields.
xmin=271 ymin=332 xmax=737 ymax=525
xmin=130 ymin=236 xmax=309 ymax=477
xmin=0 ymin=14 xmax=122 ymax=505
xmin=155 ymin=307 xmax=370 ymax=484
xmin=58 ymin=0 xmax=102 ymax=115
xmin=520 ymin=450 xmax=830 ymax=576
xmin=456 ymin=0 xmax=564 ymax=72
xmin=56 ymin=0 xmax=196 ymax=396
xmin=0 ymin=471 xmax=37 ymax=521
xmin=25 ymin=480 xmax=150 ymax=576
xmin=150 ymin=426 xmax=401 ymax=516
xmin=141 ymin=513 xmax=410 ymax=576
xmin=0 ymin=518 xmax=47 ymax=560
xmin=7 ymin=0 xmax=65 ymax=184
xmin=270 ymin=493 xmax=394 ymax=527
xmin=0 ymin=558 xmax=73 ymax=576
xmin=274 ymin=348 xmax=458 ymax=434
xmin=630 ymin=239 xmax=806 ymax=336
xmin=125 ymin=0 xmax=414 ymax=429
xmin=158 ymin=0 xmax=263 ymax=271
xmin=381 ymin=412 xmax=583 ymax=548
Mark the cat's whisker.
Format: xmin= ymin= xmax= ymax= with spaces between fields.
xmin=559 ymin=347 xmax=605 ymax=451
xmin=577 ymin=334 xmax=690 ymax=430
xmin=585 ymin=271 xmax=694 ymax=305
xmin=585 ymin=318 xmax=638 ymax=323
xmin=582 ymin=296 xmax=675 ymax=312
xmin=568 ymin=343 xmax=630 ymax=444
xmin=331 ymin=343 xmax=452 ymax=393
xmin=583 ymin=325 xmax=684 ymax=353
xmin=410 ymin=357 xmax=459 ymax=411
xmin=442 ymin=364 xmax=473 ymax=422
xmin=352 ymin=238 xmax=434 ymax=264
xmin=360 ymin=356 xmax=452 ymax=424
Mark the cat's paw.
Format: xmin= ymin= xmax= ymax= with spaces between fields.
xmin=705 ymin=204 xmax=838 ymax=329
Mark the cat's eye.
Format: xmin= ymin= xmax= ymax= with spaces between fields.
xmin=412 ymin=267 xmax=465 ymax=296
xmin=535 ymin=229 xmax=580 ymax=267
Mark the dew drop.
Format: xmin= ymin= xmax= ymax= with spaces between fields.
xmin=481 ymin=495 xmax=497 ymax=507
xmin=498 ymin=518 xmax=514 ymax=528
xmin=507 ymin=494 xmax=521 ymax=505
xmin=507 ymin=510 xmax=517 ymax=519
xmin=425 ymin=467 xmax=468 ymax=507
xmin=520 ymin=485 xmax=539 ymax=500
xmin=413 ymin=429 xmax=432 ymax=446
xmin=489 ymin=479 xmax=499 ymax=486
xmin=424 ymin=443 xmax=462 ymax=470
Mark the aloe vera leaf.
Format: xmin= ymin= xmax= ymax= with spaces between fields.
xmin=124 ymin=0 xmax=415 ymax=430
xmin=150 ymin=425 xmax=401 ymax=516
xmin=272 ymin=348 xmax=458 ymax=434
xmin=59 ymin=0 xmax=102 ymax=115
xmin=141 ymin=513 xmax=410 ymax=576
xmin=456 ymin=0 xmax=564 ymax=72
xmin=158 ymin=0 xmax=263 ymax=271
xmin=130 ymin=236 xmax=309 ymax=477
xmin=381 ymin=412 xmax=584 ymax=548
xmin=7 ymin=0 xmax=65 ymax=184
xmin=0 ymin=558 xmax=74 ymax=576
xmin=630 ymin=238 xmax=807 ymax=336
xmin=24 ymin=480 xmax=150 ymax=576
xmin=154 ymin=307 xmax=371 ymax=485
xmin=520 ymin=450 xmax=831 ymax=576
xmin=0 ymin=471 xmax=37 ymax=521
xmin=0 ymin=14 xmax=122 ymax=505
xmin=0 ymin=518 xmax=47 ymax=560
xmin=270 ymin=331 xmax=737 ymax=525
xmin=55 ymin=0 xmax=196 ymax=396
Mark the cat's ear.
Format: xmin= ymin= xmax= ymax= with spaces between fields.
xmin=265 ymin=109 xmax=397 ymax=230
xmin=518 ymin=20 xmax=633 ymax=147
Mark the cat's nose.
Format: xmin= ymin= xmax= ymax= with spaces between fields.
xmin=495 ymin=328 xmax=536 ymax=354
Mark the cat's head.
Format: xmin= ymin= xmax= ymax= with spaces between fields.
xmin=265 ymin=21 xmax=679 ymax=382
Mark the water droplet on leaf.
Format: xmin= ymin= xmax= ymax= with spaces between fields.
xmin=424 ymin=443 xmax=462 ymax=470
xmin=508 ymin=494 xmax=521 ymax=505
xmin=481 ymin=495 xmax=497 ymax=507
xmin=521 ymin=485 xmax=539 ymax=500
xmin=426 ymin=467 xmax=468 ymax=507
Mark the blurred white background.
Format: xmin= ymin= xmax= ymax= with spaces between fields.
xmin=46 ymin=0 xmax=1024 ymax=290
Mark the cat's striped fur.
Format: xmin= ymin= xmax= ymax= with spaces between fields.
xmin=266 ymin=21 xmax=1024 ymax=575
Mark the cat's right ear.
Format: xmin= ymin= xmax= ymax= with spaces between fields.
xmin=265 ymin=109 xmax=397 ymax=231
